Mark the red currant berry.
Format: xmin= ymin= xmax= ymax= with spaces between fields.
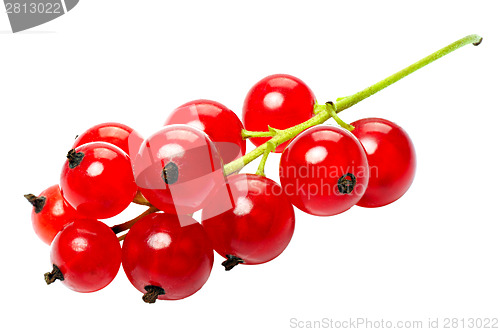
xmin=122 ymin=213 xmax=214 ymax=302
xmin=133 ymin=125 xmax=225 ymax=215
xmin=25 ymin=185 xmax=84 ymax=245
xmin=164 ymin=99 xmax=246 ymax=164
xmin=350 ymin=118 xmax=416 ymax=207
xmin=201 ymin=174 xmax=295 ymax=270
xmin=44 ymin=219 xmax=121 ymax=293
xmin=72 ymin=122 xmax=143 ymax=160
xmin=60 ymin=142 xmax=137 ymax=219
xmin=279 ymin=125 xmax=369 ymax=216
xmin=242 ymin=74 xmax=316 ymax=152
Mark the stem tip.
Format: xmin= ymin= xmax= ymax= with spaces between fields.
xmin=143 ymin=285 xmax=165 ymax=303
xmin=161 ymin=162 xmax=179 ymax=184
xmin=222 ymin=255 xmax=244 ymax=271
xmin=24 ymin=194 xmax=46 ymax=213
xmin=337 ymin=173 xmax=357 ymax=194
xmin=44 ymin=264 xmax=64 ymax=285
xmin=67 ymin=149 xmax=84 ymax=169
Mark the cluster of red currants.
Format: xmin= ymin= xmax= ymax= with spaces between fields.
xmin=26 ymin=73 xmax=416 ymax=303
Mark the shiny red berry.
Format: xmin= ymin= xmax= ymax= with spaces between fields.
xmin=122 ymin=213 xmax=214 ymax=302
xmin=60 ymin=142 xmax=137 ymax=219
xmin=72 ymin=122 xmax=143 ymax=160
xmin=164 ymin=99 xmax=246 ymax=164
xmin=279 ymin=125 xmax=369 ymax=216
xmin=350 ymin=118 xmax=416 ymax=207
xmin=202 ymin=174 xmax=295 ymax=270
xmin=133 ymin=125 xmax=225 ymax=215
xmin=242 ymin=74 xmax=316 ymax=152
xmin=25 ymin=185 xmax=84 ymax=245
xmin=45 ymin=219 xmax=121 ymax=293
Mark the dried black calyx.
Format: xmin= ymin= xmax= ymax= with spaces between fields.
xmin=222 ymin=255 xmax=244 ymax=271
xmin=337 ymin=173 xmax=356 ymax=194
xmin=24 ymin=194 xmax=46 ymax=213
xmin=44 ymin=264 xmax=64 ymax=285
xmin=67 ymin=149 xmax=84 ymax=169
xmin=161 ymin=162 xmax=179 ymax=184
xmin=143 ymin=285 xmax=165 ymax=304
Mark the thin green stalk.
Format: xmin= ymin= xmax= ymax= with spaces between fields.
xmin=241 ymin=129 xmax=275 ymax=139
xmin=223 ymin=34 xmax=482 ymax=176
xmin=255 ymin=141 xmax=276 ymax=176
xmin=255 ymin=149 xmax=271 ymax=176
xmin=325 ymin=101 xmax=354 ymax=131
xmin=334 ymin=34 xmax=482 ymax=113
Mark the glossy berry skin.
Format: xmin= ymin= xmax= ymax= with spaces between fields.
xmin=164 ymin=99 xmax=246 ymax=164
xmin=279 ymin=125 xmax=369 ymax=216
xmin=60 ymin=142 xmax=137 ymax=219
xmin=201 ymin=174 xmax=295 ymax=266
xmin=72 ymin=122 xmax=143 ymax=159
xmin=49 ymin=219 xmax=121 ymax=292
xmin=133 ymin=125 xmax=225 ymax=215
xmin=122 ymin=213 xmax=214 ymax=301
xmin=27 ymin=185 xmax=83 ymax=245
xmin=242 ymin=74 xmax=316 ymax=152
xmin=350 ymin=118 xmax=416 ymax=207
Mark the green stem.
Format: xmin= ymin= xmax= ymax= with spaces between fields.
xmin=241 ymin=129 xmax=275 ymax=139
xmin=223 ymin=34 xmax=482 ymax=176
xmin=325 ymin=101 xmax=354 ymax=131
xmin=255 ymin=151 xmax=269 ymax=176
xmin=334 ymin=34 xmax=482 ymax=113
xmin=255 ymin=142 xmax=275 ymax=176
xmin=313 ymin=102 xmax=326 ymax=115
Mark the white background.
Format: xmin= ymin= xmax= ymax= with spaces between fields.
xmin=1 ymin=1 xmax=499 ymax=331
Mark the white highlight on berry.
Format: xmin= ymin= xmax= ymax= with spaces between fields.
xmin=53 ymin=200 xmax=64 ymax=216
xmin=233 ymin=197 xmax=253 ymax=216
xmin=361 ymin=139 xmax=378 ymax=155
xmin=87 ymin=161 xmax=104 ymax=177
xmin=157 ymin=143 xmax=185 ymax=159
xmin=263 ymin=92 xmax=284 ymax=109
xmin=186 ymin=120 xmax=205 ymax=131
xmin=71 ymin=237 xmax=88 ymax=252
xmin=94 ymin=147 xmax=118 ymax=159
xmin=147 ymin=232 xmax=172 ymax=250
xmin=305 ymin=146 xmax=328 ymax=165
